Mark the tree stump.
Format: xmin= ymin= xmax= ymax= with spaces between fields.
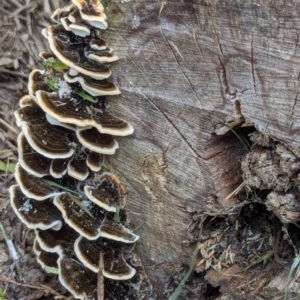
xmin=96 ymin=0 xmax=300 ymax=298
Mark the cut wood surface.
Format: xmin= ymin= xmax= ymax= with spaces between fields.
xmin=97 ymin=0 xmax=300 ymax=297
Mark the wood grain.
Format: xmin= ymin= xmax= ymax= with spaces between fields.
xmin=88 ymin=0 xmax=300 ymax=296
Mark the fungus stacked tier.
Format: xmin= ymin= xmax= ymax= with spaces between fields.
xmin=9 ymin=1 xmax=145 ymax=299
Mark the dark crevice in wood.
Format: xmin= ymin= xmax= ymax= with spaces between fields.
xmin=218 ymin=56 xmax=237 ymax=101
xmin=213 ymin=26 xmax=224 ymax=57
xmin=250 ymin=35 xmax=257 ymax=96
xmin=205 ymin=125 xmax=256 ymax=208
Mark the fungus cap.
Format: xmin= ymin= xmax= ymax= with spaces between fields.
xmin=15 ymin=163 xmax=60 ymax=201
xmin=67 ymin=158 xmax=89 ymax=181
xmin=53 ymin=192 xmax=106 ymax=240
xmin=72 ymin=0 xmax=107 ymax=29
xmin=45 ymin=25 xmax=111 ymax=80
xmin=76 ymin=127 xmax=119 ymax=155
xmin=17 ymin=132 xmax=51 ymax=178
xmin=10 ymin=185 xmax=62 ymax=231
xmin=63 ymin=71 xmax=120 ymax=96
xmin=33 ymin=239 xmax=59 ymax=269
xmin=28 ymin=69 xmax=51 ymax=98
xmin=36 ymin=91 xmax=134 ymax=136
xmin=35 ymin=225 xmax=78 ymax=256
xmin=15 ymin=97 xmax=46 ymax=126
xmin=21 ymin=123 xmax=75 ymax=159
xmin=86 ymin=152 xmax=104 ymax=172
xmin=84 ymin=173 xmax=126 ymax=212
xmin=84 ymin=45 xmax=119 ymax=63
xmin=69 ymin=22 xmax=91 ymax=37
xmin=100 ymin=216 xmax=140 ymax=243
xmin=19 ymin=95 xmax=34 ymax=107
xmin=51 ymin=4 xmax=76 ymax=23
xmin=58 ymin=256 xmax=97 ymax=300
xmin=50 ymin=159 xmax=68 ymax=178
xmin=74 ymin=236 xmax=136 ymax=279
xmin=15 ymin=99 xmax=75 ymax=159
xmin=61 ymin=17 xmax=91 ymax=37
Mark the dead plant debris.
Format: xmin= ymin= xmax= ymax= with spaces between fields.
xmin=0 ymin=1 xmax=69 ymax=299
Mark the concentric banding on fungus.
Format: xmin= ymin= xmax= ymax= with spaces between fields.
xmin=15 ymin=98 xmax=75 ymax=159
xmin=17 ymin=132 xmax=51 ymax=178
xmin=67 ymin=158 xmax=89 ymax=181
xmin=76 ymin=127 xmax=119 ymax=155
xmin=45 ymin=25 xmax=111 ymax=80
xmin=39 ymin=52 xmax=56 ymax=61
xmin=89 ymin=37 xmax=108 ymax=51
xmin=21 ymin=123 xmax=75 ymax=159
xmin=60 ymin=16 xmax=72 ymax=31
xmin=63 ymin=71 xmax=120 ymax=96
xmin=15 ymin=163 xmax=60 ymax=201
xmin=33 ymin=239 xmax=59 ymax=269
xmin=50 ymin=159 xmax=68 ymax=178
xmin=84 ymin=172 xmax=127 ymax=212
xmin=100 ymin=215 xmax=140 ymax=243
xmin=84 ymin=45 xmax=119 ymax=64
xmin=51 ymin=4 xmax=76 ymax=23
xmin=53 ymin=192 xmax=106 ymax=240
xmin=19 ymin=95 xmax=34 ymax=107
xmin=53 ymin=192 xmax=139 ymax=243
xmin=36 ymin=91 xmax=134 ymax=136
xmin=74 ymin=235 xmax=136 ymax=279
xmin=61 ymin=17 xmax=91 ymax=37
xmin=35 ymin=225 xmax=78 ymax=256
xmin=10 ymin=185 xmax=62 ymax=231
xmin=68 ymin=5 xmax=83 ymax=23
xmin=58 ymin=256 xmax=97 ymax=300
xmin=72 ymin=0 xmax=107 ymax=30
xmin=69 ymin=22 xmax=91 ymax=37
xmin=28 ymin=69 xmax=51 ymax=98
xmin=15 ymin=97 xmax=46 ymax=126
xmin=86 ymin=152 xmax=104 ymax=172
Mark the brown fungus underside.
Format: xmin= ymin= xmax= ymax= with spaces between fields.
xmin=9 ymin=0 xmax=152 ymax=299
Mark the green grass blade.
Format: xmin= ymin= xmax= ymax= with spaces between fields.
xmin=114 ymin=206 xmax=120 ymax=223
xmin=0 ymin=160 xmax=16 ymax=173
xmin=74 ymin=91 xmax=97 ymax=103
xmin=168 ymin=216 xmax=207 ymax=300
xmin=42 ymin=179 xmax=80 ymax=195
xmin=284 ymin=252 xmax=300 ymax=300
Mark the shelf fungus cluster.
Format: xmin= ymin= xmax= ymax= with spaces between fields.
xmin=10 ymin=1 xmax=150 ymax=299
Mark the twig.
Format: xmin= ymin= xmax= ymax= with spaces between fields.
xmin=225 ymin=182 xmax=246 ymax=200
xmin=9 ymin=0 xmax=30 ymax=17
xmin=97 ymin=252 xmax=105 ymax=300
xmin=159 ymin=2 xmax=166 ymax=17
xmin=0 ymin=118 xmax=19 ymax=135
xmin=0 ymin=68 xmax=28 ymax=79
xmin=0 ymin=276 xmax=65 ymax=298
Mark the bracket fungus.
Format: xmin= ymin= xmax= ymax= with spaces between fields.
xmin=10 ymin=0 xmax=152 ymax=298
